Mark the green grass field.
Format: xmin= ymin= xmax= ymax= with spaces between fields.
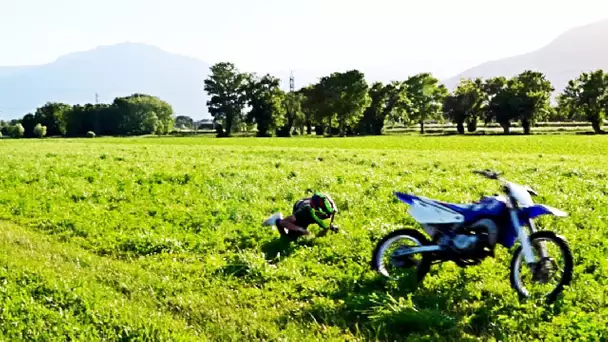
xmin=0 ymin=135 xmax=607 ymax=341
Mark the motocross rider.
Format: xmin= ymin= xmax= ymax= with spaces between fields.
xmin=262 ymin=192 xmax=339 ymax=240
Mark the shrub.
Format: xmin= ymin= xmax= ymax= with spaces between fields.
xmin=10 ymin=124 xmax=25 ymax=138
xmin=33 ymin=123 xmax=47 ymax=138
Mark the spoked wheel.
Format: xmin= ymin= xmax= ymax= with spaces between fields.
xmin=371 ymin=229 xmax=433 ymax=282
xmin=510 ymin=231 xmax=573 ymax=304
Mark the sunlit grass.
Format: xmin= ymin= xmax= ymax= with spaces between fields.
xmin=0 ymin=135 xmax=606 ymax=340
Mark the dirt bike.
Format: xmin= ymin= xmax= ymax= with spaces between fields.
xmin=371 ymin=170 xmax=573 ymax=303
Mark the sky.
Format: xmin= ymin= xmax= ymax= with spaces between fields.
xmin=1 ymin=0 xmax=608 ymax=79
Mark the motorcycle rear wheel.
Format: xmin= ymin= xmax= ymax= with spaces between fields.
xmin=371 ymin=229 xmax=433 ymax=282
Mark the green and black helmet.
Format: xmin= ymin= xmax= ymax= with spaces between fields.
xmin=311 ymin=192 xmax=337 ymax=216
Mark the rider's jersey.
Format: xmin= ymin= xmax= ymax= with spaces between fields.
xmin=292 ymin=198 xmax=329 ymax=229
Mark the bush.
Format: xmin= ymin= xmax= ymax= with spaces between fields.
xmin=10 ymin=124 xmax=25 ymax=138
xmin=33 ymin=123 xmax=47 ymax=138
xmin=155 ymin=122 xmax=165 ymax=136
xmin=86 ymin=131 xmax=96 ymax=138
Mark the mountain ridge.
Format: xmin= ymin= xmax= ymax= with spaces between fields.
xmin=444 ymin=18 xmax=608 ymax=91
xmin=1 ymin=19 xmax=607 ymax=120
xmin=0 ymin=42 xmax=210 ymax=120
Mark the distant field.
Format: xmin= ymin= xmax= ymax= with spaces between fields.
xmin=0 ymin=135 xmax=607 ymax=340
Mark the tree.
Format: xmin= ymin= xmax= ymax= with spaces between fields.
xmin=0 ymin=121 xmax=7 ymax=137
xmin=112 ymin=94 xmax=174 ymax=135
xmin=547 ymin=105 xmax=567 ymax=122
xmin=21 ymin=114 xmax=37 ymax=138
xmin=175 ymin=115 xmax=194 ymax=129
xmin=359 ymin=81 xmax=409 ymax=135
xmin=557 ymin=69 xmax=607 ymax=133
xmin=300 ymin=84 xmax=328 ymax=135
xmin=481 ymin=77 xmax=508 ymax=126
xmin=33 ymin=123 xmax=47 ymax=138
xmin=279 ymin=92 xmax=305 ymax=136
xmin=359 ymin=82 xmax=386 ymax=135
xmin=443 ymin=93 xmax=464 ymax=133
xmin=383 ymin=82 xmax=411 ymax=131
xmin=155 ymin=121 xmax=165 ymax=136
xmin=34 ymin=102 xmax=71 ymax=136
xmin=318 ymin=70 xmax=371 ymax=136
xmin=112 ymin=96 xmax=145 ymax=135
xmin=405 ymin=73 xmax=448 ymax=134
xmin=489 ymin=86 xmax=516 ymax=134
xmin=515 ymin=71 xmax=554 ymax=134
xmin=443 ymin=78 xmax=485 ymax=134
xmin=142 ymin=112 xmax=160 ymax=134
xmin=65 ymin=104 xmax=104 ymax=137
xmin=465 ymin=78 xmax=488 ymax=132
xmin=245 ymin=74 xmax=286 ymax=137
xmin=65 ymin=104 xmax=86 ymax=137
xmin=489 ymin=71 xmax=553 ymax=134
xmin=95 ymin=104 xmax=119 ymax=136
xmin=204 ymin=62 xmax=248 ymax=137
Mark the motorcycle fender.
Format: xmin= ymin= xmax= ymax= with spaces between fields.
xmin=408 ymin=199 xmax=465 ymax=224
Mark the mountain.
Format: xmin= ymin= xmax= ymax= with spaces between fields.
xmin=444 ymin=19 xmax=608 ymax=92
xmin=3 ymin=19 xmax=607 ymax=121
xmin=0 ymin=43 xmax=210 ymax=120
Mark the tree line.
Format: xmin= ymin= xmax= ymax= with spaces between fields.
xmin=0 ymin=94 xmax=175 ymax=138
xmin=1 ymin=66 xmax=605 ymax=139
xmin=204 ymin=63 xmax=608 ymax=136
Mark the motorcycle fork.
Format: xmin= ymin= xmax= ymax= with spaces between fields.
xmin=510 ymin=209 xmax=536 ymax=265
xmin=528 ymin=219 xmax=549 ymax=259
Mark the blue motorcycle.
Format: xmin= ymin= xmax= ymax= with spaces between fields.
xmin=371 ymin=170 xmax=573 ymax=303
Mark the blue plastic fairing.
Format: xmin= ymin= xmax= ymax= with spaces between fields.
xmin=439 ymin=196 xmax=508 ymax=223
xmin=394 ymin=192 xmax=420 ymax=205
xmin=500 ymin=226 xmax=518 ymax=248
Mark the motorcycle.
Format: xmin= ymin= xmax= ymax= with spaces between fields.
xmin=371 ymin=170 xmax=573 ymax=303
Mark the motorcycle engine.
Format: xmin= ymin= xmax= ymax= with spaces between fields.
xmin=452 ymin=234 xmax=478 ymax=251
xmin=452 ymin=218 xmax=499 ymax=255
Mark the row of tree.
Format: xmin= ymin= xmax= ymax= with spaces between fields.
xmin=204 ymin=63 xmax=607 ymax=136
xmin=0 ymin=94 xmax=175 ymax=138
xmin=2 ymin=67 xmax=604 ymax=139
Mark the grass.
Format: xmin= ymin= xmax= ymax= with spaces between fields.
xmin=0 ymin=135 xmax=607 ymax=340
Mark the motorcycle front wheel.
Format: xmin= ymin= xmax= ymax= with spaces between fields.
xmin=371 ymin=229 xmax=433 ymax=282
xmin=509 ymin=231 xmax=573 ymax=304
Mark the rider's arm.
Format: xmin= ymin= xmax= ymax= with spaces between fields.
xmin=309 ymin=208 xmax=329 ymax=229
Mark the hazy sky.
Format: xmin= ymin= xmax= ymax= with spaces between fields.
xmin=1 ymin=0 xmax=607 ymax=78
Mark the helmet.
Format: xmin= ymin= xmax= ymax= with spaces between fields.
xmin=311 ymin=192 xmax=337 ymax=216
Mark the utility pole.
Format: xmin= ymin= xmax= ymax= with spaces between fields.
xmin=287 ymin=71 xmax=295 ymax=136
xmin=95 ymin=93 xmax=99 ymax=104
